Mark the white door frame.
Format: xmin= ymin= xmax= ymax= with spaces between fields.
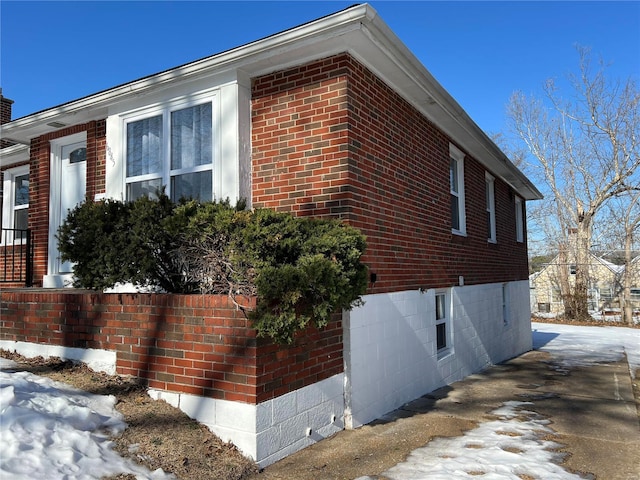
xmin=44 ymin=132 xmax=87 ymax=287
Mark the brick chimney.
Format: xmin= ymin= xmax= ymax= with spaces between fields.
xmin=1 ymin=88 xmax=16 ymax=148
xmin=1 ymin=88 xmax=14 ymax=124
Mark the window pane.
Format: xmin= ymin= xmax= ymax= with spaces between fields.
xmin=436 ymin=294 xmax=446 ymax=320
xmin=127 ymin=115 xmax=163 ymax=177
xmin=515 ymin=197 xmax=524 ymax=242
xmin=436 ymin=323 xmax=446 ymax=350
xmin=171 ymin=103 xmax=212 ymax=170
xmin=171 ymin=171 xmax=212 ymax=202
xmin=14 ymin=209 xmax=28 ymax=230
xmin=69 ymin=148 xmax=87 ymax=164
xmin=450 ymin=158 xmax=458 ymax=193
xmin=14 ymin=174 xmax=29 ymax=206
xmin=487 ymin=211 xmax=493 ymax=238
xmin=127 ymin=178 xmax=163 ymax=201
xmin=451 ymin=195 xmax=460 ymax=230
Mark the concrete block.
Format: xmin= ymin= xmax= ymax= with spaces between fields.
xmin=272 ymin=391 xmax=297 ymax=424
xmin=255 ymin=426 xmax=281 ymax=458
xmin=179 ymin=394 xmax=216 ymax=426
xmin=279 ymin=411 xmax=308 ymax=442
xmin=320 ymin=373 xmax=344 ymax=402
xmin=297 ymin=382 xmax=322 ymax=413
xmin=255 ymin=400 xmax=273 ymax=432
xmin=147 ymin=388 xmax=180 ymax=409
xmin=208 ymin=424 xmax=257 ymax=460
xmin=216 ymin=399 xmax=256 ymax=432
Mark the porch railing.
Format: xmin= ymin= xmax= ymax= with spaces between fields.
xmin=1 ymin=228 xmax=33 ymax=287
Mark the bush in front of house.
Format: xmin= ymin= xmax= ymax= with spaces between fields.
xmin=57 ymin=194 xmax=368 ymax=344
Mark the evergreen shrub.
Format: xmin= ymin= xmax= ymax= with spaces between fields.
xmin=58 ymin=195 xmax=367 ymax=343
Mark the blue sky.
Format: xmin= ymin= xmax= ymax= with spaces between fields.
xmin=1 ymin=1 xmax=639 ymax=137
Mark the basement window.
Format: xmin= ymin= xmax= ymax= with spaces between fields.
xmin=435 ymin=291 xmax=451 ymax=357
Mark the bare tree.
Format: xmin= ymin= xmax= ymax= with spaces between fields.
xmin=601 ymin=190 xmax=640 ymax=324
xmin=507 ymin=47 xmax=640 ymax=320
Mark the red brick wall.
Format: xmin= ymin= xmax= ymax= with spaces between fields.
xmin=0 ymin=291 xmax=343 ymax=403
xmin=252 ymin=54 xmax=529 ymax=293
xmin=252 ymin=55 xmax=352 ymax=217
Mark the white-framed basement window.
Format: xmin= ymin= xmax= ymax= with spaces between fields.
xmin=124 ymin=97 xmax=216 ymax=202
xmin=486 ymin=172 xmax=496 ymax=243
xmin=515 ymin=195 xmax=524 ymax=243
xmin=449 ymin=144 xmax=466 ymax=235
xmin=502 ymin=283 xmax=510 ymax=326
xmin=435 ymin=290 xmax=452 ymax=357
xmin=1 ymin=165 xmax=29 ymax=244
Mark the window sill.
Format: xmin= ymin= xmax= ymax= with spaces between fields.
xmin=437 ymin=348 xmax=453 ymax=361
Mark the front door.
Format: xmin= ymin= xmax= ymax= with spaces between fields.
xmin=57 ymin=141 xmax=87 ymax=273
xmin=46 ymin=136 xmax=87 ymax=284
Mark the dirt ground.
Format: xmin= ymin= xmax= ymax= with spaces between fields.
xmin=0 ymin=350 xmax=258 ymax=480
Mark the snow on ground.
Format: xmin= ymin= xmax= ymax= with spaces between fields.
xmin=532 ymin=322 xmax=640 ymax=377
xmin=383 ymin=400 xmax=583 ymax=480
xmin=2 ymin=324 xmax=639 ymax=480
xmin=360 ymin=323 xmax=640 ymax=480
xmin=0 ymin=358 xmax=175 ymax=480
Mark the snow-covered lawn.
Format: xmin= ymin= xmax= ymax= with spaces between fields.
xmin=2 ymin=323 xmax=638 ymax=480
xmin=0 ymin=358 xmax=174 ymax=480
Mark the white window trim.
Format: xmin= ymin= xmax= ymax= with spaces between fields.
xmin=1 ymin=164 xmax=29 ymax=246
xmin=122 ymin=93 xmax=220 ymax=202
xmin=450 ymin=143 xmax=466 ymax=236
xmin=515 ymin=195 xmax=524 ymax=243
xmin=486 ymin=172 xmax=496 ymax=243
xmin=435 ymin=290 xmax=453 ymax=359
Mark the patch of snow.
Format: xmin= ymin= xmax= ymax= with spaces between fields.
xmin=0 ymin=367 xmax=175 ymax=480
xmin=532 ymin=322 xmax=640 ymax=377
xmin=381 ymin=401 xmax=582 ymax=480
xmin=0 ymin=358 xmax=18 ymax=370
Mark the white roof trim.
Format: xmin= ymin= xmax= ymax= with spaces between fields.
xmin=0 ymin=3 xmax=541 ymax=200
xmin=0 ymin=143 xmax=29 ymax=168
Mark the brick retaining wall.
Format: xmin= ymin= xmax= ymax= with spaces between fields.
xmin=0 ymin=290 xmax=343 ymax=403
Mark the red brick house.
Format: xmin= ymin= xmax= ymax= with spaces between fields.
xmin=0 ymin=4 xmax=541 ymax=466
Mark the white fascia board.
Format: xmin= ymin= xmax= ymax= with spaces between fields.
xmin=0 ymin=143 xmax=29 ymax=168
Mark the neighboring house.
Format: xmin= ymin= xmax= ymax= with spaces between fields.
xmin=529 ymin=252 xmax=640 ymax=314
xmin=626 ymin=255 xmax=640 ymax=310
xmin=0 ymin=4 xmax=542 ymax=466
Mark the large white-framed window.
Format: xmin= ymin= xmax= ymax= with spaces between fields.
xmin=449 ymin=144 xmax=466 ymax=235
xmin=435 ymin=290 xmax=452 ymax=357
xmin=486 ymin=172 xmax=496 ymax=243
xmin=124 ymin=96 xmax=216 ymax=202
xmin=515 ymin=195 xmax=524 ymax=243
xmin=1 ymin=165 xmax=29 ymax=244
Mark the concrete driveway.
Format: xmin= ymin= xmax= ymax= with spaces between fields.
xmin=252 ymin=323 xmax=640 ymax=480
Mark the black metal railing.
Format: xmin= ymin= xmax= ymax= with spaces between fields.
xmin=1 ymin=228 xmax=33 ymax=287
